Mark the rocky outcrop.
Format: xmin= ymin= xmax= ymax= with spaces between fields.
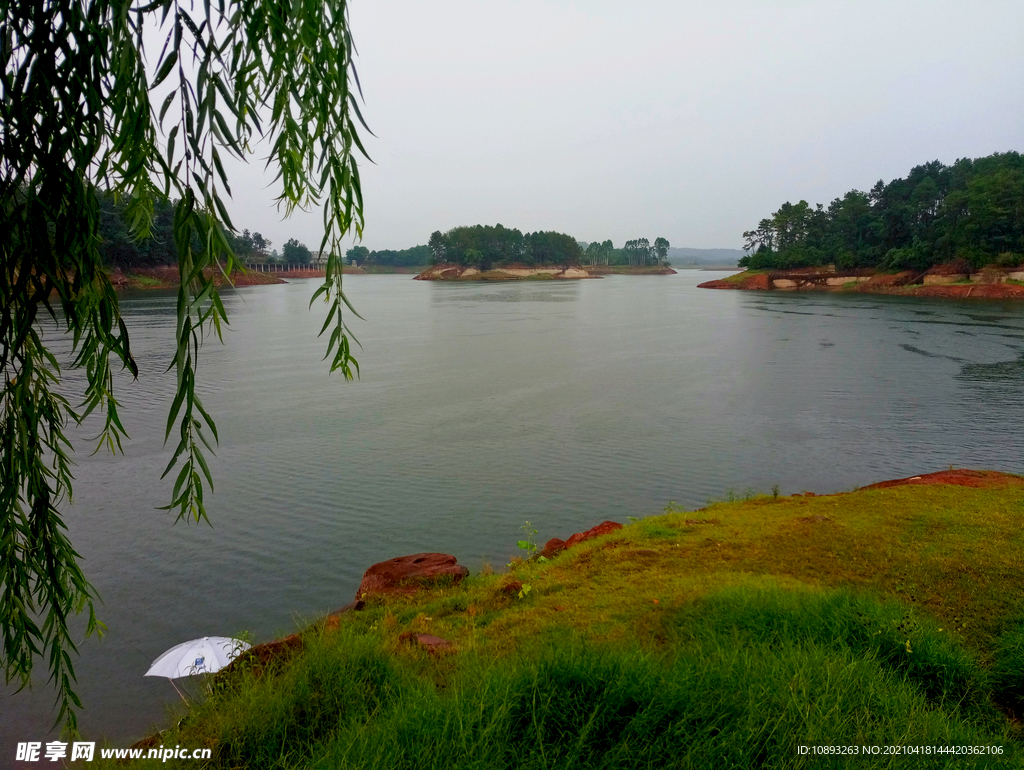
xmin=414 ymin=264 xmax=593 ymax=280
xmin=222 ymin=632 xmax=303 ymax=678
xmin=858 ymin=469 xmax=1024 ymax=490
xmin=697 ymin=272 xmax=769 ymax=290
xmin=356 ymin=553 xmax=469 ymax=601
xmin=540 ymin=520 xmax=623 ymax=559
xmin=699 ymin=264 xmax=1024 ymax=299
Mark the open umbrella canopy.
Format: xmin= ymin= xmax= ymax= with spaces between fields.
xmin=144 ymin=636 xmax=251 ymax=679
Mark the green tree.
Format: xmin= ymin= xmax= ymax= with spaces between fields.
xmin=283 ymin=238 xmax=313 ymax=263
xmin=428 ymin=230 xmax=447 ymax=264
xmin=1 ymin=0 xmax=369 ymax=732
xmin=252 ymin=232 xmax=270 ymax=256
xmin=654 ymin=237 xmax=670 ymax=265
xmin=346 ymin=245 xmax=370 ymax=265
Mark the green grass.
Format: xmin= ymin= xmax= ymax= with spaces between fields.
xmin=88 ymin=479 xmax=1024 ymax=768
xmin=722 ymin=269 xmax=760 ymax=282
xmin=124 ymin=273 xmax=166 ymax=287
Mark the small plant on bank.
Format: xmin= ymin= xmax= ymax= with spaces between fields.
xmin=516 ymin=521 xmax=539 ymax=558
xmin=771 ymin=484 xmax=780 ymax=499
xmin=509 ymin=521 xmax=547 ymax=599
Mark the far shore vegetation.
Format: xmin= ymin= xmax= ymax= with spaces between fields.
xmin=98 ymin=196 xmax=693 ymax=277
xmin=741 ymin=152 xmax=1024 ymax=272
xmin=423 ymin=224 xmax=673 ymax=271
xmin=94 ymin=474 xmax=1024 ymax=768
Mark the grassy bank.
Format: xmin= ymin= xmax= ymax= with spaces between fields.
xmin=90 ymin=473 xmax=1024 ymax=768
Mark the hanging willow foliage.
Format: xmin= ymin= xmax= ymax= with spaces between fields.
xmin=1 ymin=0 xmax=369 ymax=733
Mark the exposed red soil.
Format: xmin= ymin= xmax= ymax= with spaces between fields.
xmin=907 ymin=283 xmax=1024 ymax=299
xmin=858 ymin=469 xmax=1024 ymax=490
xmin=864 ymin=271 xmax=918 ymax=287
xmin=924 ymin=259 xmax=971 ymax=276
xmin=698 ymin=267 xmax=1024 ymax=299
xmin=697 ymin=272 xmax=769 ymax=290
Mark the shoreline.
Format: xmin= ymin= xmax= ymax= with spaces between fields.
xmin=414 ymin=264 xmax=677 ymax=281
xmin=109 ymin=265 xmax=417 ymax=291
xmin=109 ymin=263 xmax=682 ymax=290
xmin=123 ymin=466 xmax=1024 ymax=761
xmin=698 ymin=266 xmax=1024 ymax=299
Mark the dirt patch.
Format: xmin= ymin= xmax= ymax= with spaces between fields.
xmin=859 ymin=469 xmax=1024 ymax=490
xmin=864 ymin=271 xmax=919 ymax=287
xmin=925 ymin=259 xmax=972 ymax=276
xmin=906 ymin=283 xmax=1024 ymax=299
xmin=697 ymin=272 xmax=769 ymax=290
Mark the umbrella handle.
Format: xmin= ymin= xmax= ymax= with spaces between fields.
xmin=168 ymin=677 xmax=190 ymax=705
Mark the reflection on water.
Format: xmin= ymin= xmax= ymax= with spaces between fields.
xmin=5 ymin=271 xmax=1024 ymax=748
xmin=431 ymin=282 xmax=583 ymax=304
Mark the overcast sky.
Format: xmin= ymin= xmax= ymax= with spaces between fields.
xmin=220 ymin=0 xmax=1024 ymax=253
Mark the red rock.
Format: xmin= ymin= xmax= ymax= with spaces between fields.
xmin=564 ymin=520 xmax=623 ymax=549
xmin=540 ymin=537 xmax=566 ymax=559
xmin=536 ymin=523 xmax=623 ymax=559
xmin=224 ymin=633 xmax=303 ymax=676
xmin=357 ymin=553 xmax=468 ymax=601
xmin=858 ymin=469 xmax=1024 ymax=490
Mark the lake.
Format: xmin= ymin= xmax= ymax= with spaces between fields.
xmin=5 ymin=270 xmax=1024 ymax=747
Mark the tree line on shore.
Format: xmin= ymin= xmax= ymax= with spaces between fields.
xmin=97 ymin=197 xmax=677 ymax=273
xmin=96 ymin=189 xmax=315 ymax=267
xmin=425 ymin=224 xmax=582 ymax=269
xmin=345 ymin=244 xmax=431 ymax=267
xmin=578 ymin=237 xmax=671 ymax=266
xmin=741 ymin=152 xmax=1024 ymax=271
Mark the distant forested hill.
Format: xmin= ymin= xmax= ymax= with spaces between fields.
xmin=667 ymin=247 xmax=745 ymax=265
xmin=742 ymin=152 xmax=1024 ymax=271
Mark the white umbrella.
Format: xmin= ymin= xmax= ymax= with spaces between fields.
xmin=145 ymin=636 xmax=251 ymax=701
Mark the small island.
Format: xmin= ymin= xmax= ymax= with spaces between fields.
xmin=413 ymin=224 xmax=676 ymax=280
xmin=415 ymin=264 xmax=595 ymax=280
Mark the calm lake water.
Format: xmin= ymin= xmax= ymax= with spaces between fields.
xmin=5 ymin=270 xmax=1024 ymax=747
